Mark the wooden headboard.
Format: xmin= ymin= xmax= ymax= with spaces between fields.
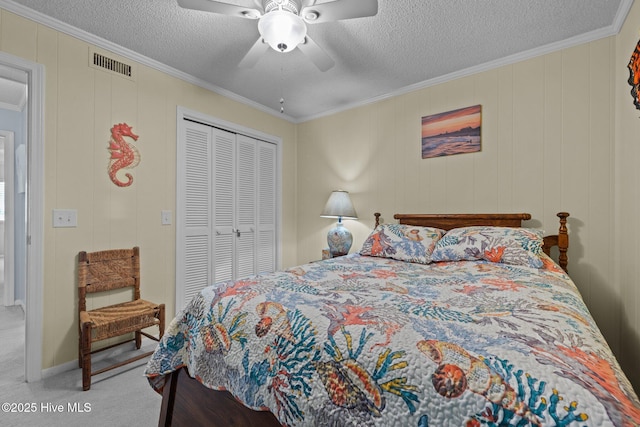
xmin=373 ymin=212 xmax=570 ymax=272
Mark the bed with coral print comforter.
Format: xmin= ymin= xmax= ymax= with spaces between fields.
xmin=145 ymin=253 xmax=640 ymax=426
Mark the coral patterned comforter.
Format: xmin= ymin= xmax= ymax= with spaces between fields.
xmin=145 ymin=254 xmax=640 ymax=426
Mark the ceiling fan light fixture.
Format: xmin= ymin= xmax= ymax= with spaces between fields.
xmin=258 ymin=9 xmax=307 ymax=53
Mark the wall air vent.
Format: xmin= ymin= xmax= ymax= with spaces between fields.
xmin=89 ymin=48 xmax=135 ymax=80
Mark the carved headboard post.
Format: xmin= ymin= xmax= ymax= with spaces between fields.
xmin=557 ymin=212 xmax=570 ymax=272
xmin=374 ymin=212 xmax=381 ymax=228
xmin=542 ymin=212 xmax=570 ymax=272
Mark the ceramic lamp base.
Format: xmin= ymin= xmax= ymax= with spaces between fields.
xmin=327 ymin=222 xmax=352 ymax=257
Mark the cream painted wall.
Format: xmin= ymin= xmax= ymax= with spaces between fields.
xmin=0 ymin=9 xmax=297 ymax=370
xmin=297 ymin=35 xmax=639 ymax=389
xmin=616 ymin=0 xmax=640 ymax=394
xmin=1 ymin=3 xmax=639 ymax=394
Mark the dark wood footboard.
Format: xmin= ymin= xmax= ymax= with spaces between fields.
xmin=159 ymin=367 xmax=281 ymax=427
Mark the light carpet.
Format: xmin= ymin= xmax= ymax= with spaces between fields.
xmin=0 ymin=354 xmax=162 ymax=427
xmin=0 ymin=304 xmax=162 ymax=427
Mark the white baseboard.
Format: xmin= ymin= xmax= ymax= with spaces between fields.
xmin=42 ymin=359 xmax=78 ymax=379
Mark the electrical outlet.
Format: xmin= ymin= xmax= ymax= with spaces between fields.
xmin=161 ymin=210 xmax=172 ymax=225
xmin=53 ymin=209 xmax=77 ymax=228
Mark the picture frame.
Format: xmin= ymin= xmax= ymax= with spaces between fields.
xmin=421 ymin=105 xmax=481 ymax=159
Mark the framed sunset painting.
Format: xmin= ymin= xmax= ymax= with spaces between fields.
xmin=421 ymin=104 xmax=481 ymax=159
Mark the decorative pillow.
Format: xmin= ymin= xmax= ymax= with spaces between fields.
xmin=430 ymin=226 xmax=545 ymax=268
xmin=360 ymin=224 xmax=446 ymax=264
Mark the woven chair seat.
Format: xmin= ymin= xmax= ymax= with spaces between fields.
xmin=83 ymin=299 xmax=162 ymax=341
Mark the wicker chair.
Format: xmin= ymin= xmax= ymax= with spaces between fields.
xmin=78 ymin=246 xmax=165 ymax=391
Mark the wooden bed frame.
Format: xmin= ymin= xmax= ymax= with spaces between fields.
xmin=156 ymin=212 xmax=570 ymax=426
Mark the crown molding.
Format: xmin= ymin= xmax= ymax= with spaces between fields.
xmin=0 ymin=0 xmax=296 ymax=122
xmin=1 ymin=0 xmax=633 ymax=124
xmin=297 ymin=0 xmax=634 ymax=123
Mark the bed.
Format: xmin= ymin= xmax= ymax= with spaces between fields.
xmin=145 ymin=212 xmax=640 ymax=426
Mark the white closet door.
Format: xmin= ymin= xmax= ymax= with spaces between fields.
xmin=257 ymin=140 xmax=276 ymax=274
xmin=213 ymin=128 xmax=236 ymax=283
xmin=177 ymin=121 xmax=212 ymax=309
xmin=177 ymin=112 xmax=279 ymax=313
xmin=235 ymin=135 xmax=257 ymax=279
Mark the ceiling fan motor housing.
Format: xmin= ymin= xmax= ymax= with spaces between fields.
xmin=264 ymin=0 xmax=300 ymax=15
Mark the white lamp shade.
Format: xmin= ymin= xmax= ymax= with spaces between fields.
xmin=258 ymin=10 xmax=307 ymax=53
xmin=320 ymin=190 xmax=357 ymax=220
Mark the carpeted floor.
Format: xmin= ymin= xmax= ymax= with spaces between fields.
xmin=0 ymin=357 xmax=162 ymax=427
xmin=0 ymin=303 xmax=162 ymax=426
xmin=0 ymin=256 xmax=25 ymax=388
xmin=0 ymin=255 xmax=162 ymax=426
xmin=0 ymin=305 xmax=24 ymax=388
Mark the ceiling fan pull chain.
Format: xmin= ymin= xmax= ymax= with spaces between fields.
xmin=280 ymin=57 xmax=285 ymax=114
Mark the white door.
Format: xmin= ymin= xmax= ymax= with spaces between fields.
xmin=212 ymin=128 xmax=235 ymax=283
xmin=235 ymin=134 xmax=257 ymax=279
xmin=257 ymin=140 xmax=276 ymax=274
xmin=177 ymin=121 xmax=213 ymax=307
xmin=177 ymin=116 xmax=278 ymax=311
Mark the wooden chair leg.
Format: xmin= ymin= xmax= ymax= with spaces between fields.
xmin=159 ymin=304 xmax=165 ymax=339
xmin=135 ymin=331 xmax=142 ymax=349
xmin=78 ymin=334 xmax=83 ymax=368
xmin=81 ymin=323 xmax=92 ymax=391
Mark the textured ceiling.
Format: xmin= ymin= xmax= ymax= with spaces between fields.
xmin=0 ymin=0 xmax=632 ymax=122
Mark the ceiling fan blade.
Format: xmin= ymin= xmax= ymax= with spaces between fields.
xmin=177 ymin=0 xmax=262 ymax=19
xmin=301 ymin=0 xmax=378 ymax=23
xmin=297 ymin=36 xmax=335 ymax=72
xmin=238 ymin=37 xmax=269 ymax=68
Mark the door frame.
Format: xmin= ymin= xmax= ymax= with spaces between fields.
xmin=1 ymin=131 xmax=15 ymax=307
xmin=0 ymin=51 xmax=45 ymax=383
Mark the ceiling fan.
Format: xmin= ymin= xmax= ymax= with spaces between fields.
xmin=177 ymin=0 xmax=378 ymax=71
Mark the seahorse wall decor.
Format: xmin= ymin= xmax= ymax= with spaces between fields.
xmin=107 ymin=123 xmax=140 ymax=187
xmin=628 ymin=38 xmax=640 ymax=111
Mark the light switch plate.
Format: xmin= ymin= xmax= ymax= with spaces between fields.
xmin=53 ymin=209 xmax=77 ymax=227
xmin=161 ymin=210 xmax=172 ymax=225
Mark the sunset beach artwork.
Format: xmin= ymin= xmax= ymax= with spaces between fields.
xmin=421 ymin=104 xmax=481 ymax=159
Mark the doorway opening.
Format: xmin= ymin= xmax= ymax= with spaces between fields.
xmin=0 ymin=131 xmax=23 ymax=386
xmin=0 ymin=51 xmax=45 ymax=383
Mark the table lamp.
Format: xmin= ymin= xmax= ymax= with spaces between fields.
xmin=320 ymin=190 xmax=358 ymax=257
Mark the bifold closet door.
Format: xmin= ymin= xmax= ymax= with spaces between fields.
xmin=234 ymin=134 xmax=257 ymax=279
xmin=178 ymin=120 xmax=276 ymax=311
xmin=257 ymin=140 xmax=276 ymax=274
xmin=213 ymin=131 xmax=258 ymax=282
xmin=212 ymin=128 xmax=235 ymax=283
xmin=178 ymin=121 xmax=213 ymax=308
